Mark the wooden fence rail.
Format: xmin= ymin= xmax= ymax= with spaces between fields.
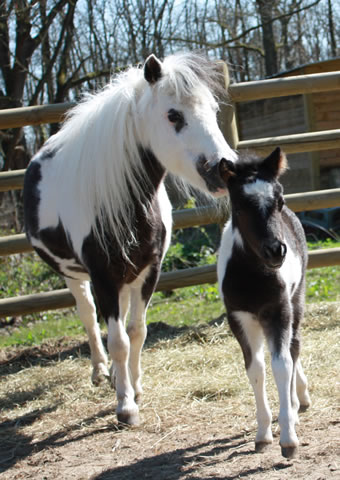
xmin=1 ymin=127 xmax=340 ymax=193
xmin=1 ymin=187 xmax=340 ymax=256
xmin=1 ymin=246 xmax=340 ymax=317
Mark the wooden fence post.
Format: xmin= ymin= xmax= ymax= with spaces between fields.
xmin=218 ymin=61 xmax=239 ymax=151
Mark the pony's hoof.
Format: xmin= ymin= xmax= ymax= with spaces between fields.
xmin=255 ymin=441 xmax=272 ymax=453
xmin=117 ymin=411 xmax=140 ymax=427
xmin=281 ymin=446 xmax=298 ymax=459
xmin=299 ymin=403 xmax=310 ymax=413
xmin=134 ymin=392 xmax=143 ymax=405
xmin=92 ymin=364 xmax=110 ymax=386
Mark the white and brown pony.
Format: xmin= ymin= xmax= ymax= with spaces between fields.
xmin=23 ymin=53 xmax=236 ymax=426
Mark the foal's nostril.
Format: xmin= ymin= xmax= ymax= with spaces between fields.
xmin=280 ymin=243 xmax=287 ymax=258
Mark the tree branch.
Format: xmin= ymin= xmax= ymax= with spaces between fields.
xmin=211 ymin=0 xmax=322 ymax=45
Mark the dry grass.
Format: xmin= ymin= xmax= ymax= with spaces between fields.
xmin=0 ymin=303 xmax=339 ymax=479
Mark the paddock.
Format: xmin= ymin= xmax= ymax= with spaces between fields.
xmin=0 ymin=302 xmax=339 ymax=479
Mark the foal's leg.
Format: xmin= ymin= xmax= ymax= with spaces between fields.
xmin=291 ymin=287 xmax=311 ymax=412
xmin=229 ymin=312 xmax=273 ymax=452
xmin=296 ymin=358 xmax=311 ymax=411
xmin=267 ymin=310 xmax=299 ymax=458
xmin=65 ymin=278 xmax=109 ymax=385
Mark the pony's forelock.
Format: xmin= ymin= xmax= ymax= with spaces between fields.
xmin=160 ymin=52 xmax=226 ymax=102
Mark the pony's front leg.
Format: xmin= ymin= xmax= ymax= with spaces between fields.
xmin=108 ymin=316 xmax=140 ymax=426
xmin=66 ymin=278 xmax=109 ymax=385
xmin=127 ymin=288 xmax=149 ymax=404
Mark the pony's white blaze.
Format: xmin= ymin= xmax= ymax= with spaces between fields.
xmin=243 ymin=179 xmax=274 ymax=212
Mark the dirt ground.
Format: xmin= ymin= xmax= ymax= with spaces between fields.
xmin=0 ymin=302 xmax=339 ymax=480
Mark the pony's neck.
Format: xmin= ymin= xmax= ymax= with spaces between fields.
xmin=137 ymin=148 xmax=166 ymax=201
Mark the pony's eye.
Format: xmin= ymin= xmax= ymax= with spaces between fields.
xmin=167 ymin=109 xmax=186 ymax=132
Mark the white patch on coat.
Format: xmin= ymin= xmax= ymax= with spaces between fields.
xmin=243 ymin=180 xmax=274 ymax=212
xmin=279 ymin=241 xmax=302 ymax=296
xmin=217 ymin=220 xmax=243 ymax=299
xmin=157 ymin=182 xmax=172 ymax=262
xmin=30 ymin=237 xmax=90 ymax=281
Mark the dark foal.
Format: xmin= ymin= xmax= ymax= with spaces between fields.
xmin=217 ymin=148 xmax=311 ymax=458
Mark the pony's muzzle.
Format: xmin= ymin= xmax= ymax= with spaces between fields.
xmin=262 ymin=241 xmax=287 ymax=268
xmin=197 ymin=156 xmax=234 ymax=195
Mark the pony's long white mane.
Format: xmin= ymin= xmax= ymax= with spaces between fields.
xmin=45 ymin=52 xmax=223 ymax=259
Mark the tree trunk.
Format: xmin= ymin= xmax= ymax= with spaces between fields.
xmin=256 ymin=0 xmax=278 ymax=77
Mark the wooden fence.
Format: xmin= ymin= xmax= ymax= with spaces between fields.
xmin=1 ymin=69 xmax=340 ymax=317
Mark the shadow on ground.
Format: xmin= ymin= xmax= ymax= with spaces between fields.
xmin=91 ymin=434 xmax=291 ymax=480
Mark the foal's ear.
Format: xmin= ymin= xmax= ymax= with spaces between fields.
xmin=263 ymin=147 xmax=288 ymax=178
xmin=219 ymin=158 xmax=236 ymax=184
xmin=144 ymin=54 xmax=162 ymax=84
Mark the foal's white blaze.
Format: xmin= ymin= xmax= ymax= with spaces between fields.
xmin=243 ymin=180 xmax=274 ymax=212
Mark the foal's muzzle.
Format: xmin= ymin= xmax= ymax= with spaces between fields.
xmin=262 ymin=241 xmax=287 ymax=269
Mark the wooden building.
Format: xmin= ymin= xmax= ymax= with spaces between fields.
xmin=236 ymin=58 xmax=340 ymax=193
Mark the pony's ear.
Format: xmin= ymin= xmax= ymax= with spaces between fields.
xmin=219 ymin=158 xmax=236 ymax=184
xmin=262 ymin=147 xmax=288 ymax=178
xmin=144 ymin=54 xmax=162 ymax=84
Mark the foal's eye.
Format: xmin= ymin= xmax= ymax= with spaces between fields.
xmin=167 ymin=109 xmax=186 ymax=133
xmin=278 ymin=196 xmax=285 ymax=211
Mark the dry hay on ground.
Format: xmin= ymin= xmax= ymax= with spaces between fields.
xmin=0 ymin=302 xmax=339 ymax=480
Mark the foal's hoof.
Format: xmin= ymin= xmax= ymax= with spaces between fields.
xmin=117 ymin=411 xmax=140 ymax=427
xmin=281 ymin=446 xmax=298 ymax=459
xmin=255 ymin=441 xmax=272 ymax=453
xmin=91 ymin=364 xmax=110 ymax=386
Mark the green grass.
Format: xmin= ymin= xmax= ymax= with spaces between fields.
xmin=0 ymin=239 xmax=339 ymax=348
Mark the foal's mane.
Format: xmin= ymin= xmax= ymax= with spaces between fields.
xmin=45 ymin=52 xmax=222 ymax=259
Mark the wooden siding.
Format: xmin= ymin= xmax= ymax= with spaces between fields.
xmin=236 ymin=95 xmax=317 ymax=193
